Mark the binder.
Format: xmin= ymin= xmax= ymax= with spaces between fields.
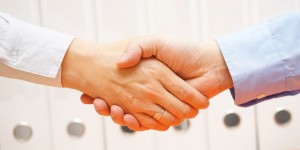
xmin=203 ymin=0 xmax=250 ymax=39
xmin=142 ymin=1 xmax=209 ymax=150
xmin=154 ymin=114 xmax=209 ymax=150
xmin=104 ymin=118 xmax=157 ymax=150
xmin=94 ymin=1 xmax=158 ymax=149
xmin=147 ymin=0 xmax=197 ymax=39
xmin=40 ymin=0 xmax=105 ymax=149
xmin=40 ymin=0 xmax=97 ymax=41
xmin=256 ymin=95 xmax=300 ymax=149
xmin=202 ymin=1 xmax=257 ymax=149
xmin=253 ymin=1 xmax=300 ymax=149
xmin=250 ymin=0 xmax=299 ymax=24
xmin=0 ymin=78 xmax=52 ymax=150
xmin=95 ymin=0 xmax=146 ymax=43
xmin=207 ymin=91 xmax=257 ymax=150
xmin=47 ymin=87 xmax=105 ymax=150
xmin=0 ymin=1 xmax=52 ymax=149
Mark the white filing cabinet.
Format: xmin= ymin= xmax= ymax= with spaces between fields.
xmin=0 ymin=0 xmax=52 ymax=150
xmin=202 ymin=0 xmax=257 ymax=149
xmin=202 ymin=0 xmax=250 ymax=40
xmin=95 ymin=0 xmax=147 ymax=43
xmin=147 ymin=0 xmax=198 ymax=39
xmin=47 ymin=87 xmax=105 ymax=150
xmin=250 ymin=0 xmax=299 ymax=24
xmin=252 ymin=0 xmax=300 ymax=149
xmin=154 ymin=115 xmax=209 ymax=150
xmin=95 ymin=1 xmax=158 ymax=149
xmin=0 ymin=0 xmax=300 ymax=150
xmin=256 ymin=95 xmax=300 ymax=149
xmin=40 ymin=0 xmax=97 ymax=40
xmin=0 ymin=78 xmax=52 ymax=150
xmin=40 ymin=0 xmax=105 ymax=149
xmin=147 ymin=1 xmax=209 ymax=149
xmin=208 ymin=91 xmax=257 ymax=150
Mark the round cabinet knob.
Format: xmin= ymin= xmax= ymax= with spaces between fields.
xmin=67 ymin=119 xmax=85 ymax=138
xmin=13 ymin=121 xmax=32 ymax=141
xmin=224 ymin=112 xmax=240 ymax=128
xmin=121 ymin=126 xmax=135 ymax=134
xmin=274 ymin=108 xmax=291 ymax=125
xmin=174 ymin=119 xmax=190 ymax=132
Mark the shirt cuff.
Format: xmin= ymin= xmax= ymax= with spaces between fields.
xmin=0 ymin=12 xmax=74 ymax=87
xmin=216 ymin=16 xmax=286 ymax=106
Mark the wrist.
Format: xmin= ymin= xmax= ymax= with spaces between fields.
xmin=61 ymin=39 xmax=96 ymax=90
xmin=210 ymin=40 xmax=233 ymax=89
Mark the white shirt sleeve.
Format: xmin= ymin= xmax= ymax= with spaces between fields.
xmin=0 ymin=12 xmax=74 ymax=87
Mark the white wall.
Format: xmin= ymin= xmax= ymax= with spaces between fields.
xmin=0 ymin=0 xmax=299 ymax=150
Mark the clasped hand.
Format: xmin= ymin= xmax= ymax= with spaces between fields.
xmin=70 ymin=36 xmax=233 ymax=131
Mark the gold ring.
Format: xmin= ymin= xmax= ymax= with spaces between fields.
xmin=153 ymin=109 xmax=165 ymax=120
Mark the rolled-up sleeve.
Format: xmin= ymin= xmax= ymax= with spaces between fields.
xmin=0 ymin=12 xmax=74 ymax=87
xmin=216 ymin=12 xmax=300 ymax=106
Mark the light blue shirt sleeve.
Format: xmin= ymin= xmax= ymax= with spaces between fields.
xmin=216 ymin=12 xmax=300 ymax=106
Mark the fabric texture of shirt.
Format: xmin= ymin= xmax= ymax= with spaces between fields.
xmin=0 ymin=12 xmax=74 ymax=87
xmin=217 ymin=12 xmax=300 ymax=106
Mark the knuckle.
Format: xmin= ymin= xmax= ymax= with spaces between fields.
xmin=141 ymin=84 xmax=161 ymax=101
xmin=180 ymin=87 xmax=194 ymax=102
xmin=165 ymin=115 xmax=176 ymax=126
xmin=144 ymin=121 xmax=160 ymax=129
xmin=177 ymin=106 xmax=189 ymax=119
xmin=138 ymin=117 xmax=159 ymax=129
xmin=178 ymin=105 xmax=194 ymax=119
xmin=126 ymin=95 xmax=143 ymax=112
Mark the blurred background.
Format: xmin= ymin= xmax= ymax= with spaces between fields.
xmin=0 ymin=0 xmax=299 ymax=150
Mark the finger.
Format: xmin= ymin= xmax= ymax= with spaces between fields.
xmin=110 ymin=105 xmax=126 ymax=126
xmin=150 ymin=106 xmax=178 ymax=127
xmin=80 ymin=93 xmax=94 ymax=104
xmin=123 ymin=114 xmax=147 ymax=131
xmin=171 ymin=118 xmax=184 ymax=126
xmin=134 ymin=103 xmax=180 ymax=127
xmin=154 ymin=85 xmax=199 ymax=119
xmin=186 ymin=77 xmax=217 ymax=99
xmin=160 ymin=73 xmax=209 ymax=110
xmin=93 ymin=99 xmax=111 ymax=116
xmin=117 ymin=37 xmax=159 ymax=68
xmin=133 ymin=113 xmax=170 ymax=131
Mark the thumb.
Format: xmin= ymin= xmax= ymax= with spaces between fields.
xmin=117 ymin=37 xmax=160 ymax=68
xmin=117 ymin=41 xmax=143 ymax=68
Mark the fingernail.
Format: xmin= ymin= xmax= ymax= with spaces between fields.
xmin=118 ymin=52 xmax=128 ymax=63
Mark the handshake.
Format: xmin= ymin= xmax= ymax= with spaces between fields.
xmin=61 ymin=35 xmax=233 ymax=131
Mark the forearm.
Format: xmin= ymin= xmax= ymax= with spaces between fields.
xmin=217 ymin=12 xmax=300 ymax=106
xmin=0 ymin=12 xmax=74 ymax=86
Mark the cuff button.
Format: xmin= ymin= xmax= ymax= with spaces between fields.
xmin=257 ymin=93 xmax=266 ymax=99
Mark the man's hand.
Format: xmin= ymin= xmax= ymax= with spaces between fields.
xmin=62 ymin=38 xmax=208 ymax=131
xmin=81 ymin=35 xmax=233 ymax=130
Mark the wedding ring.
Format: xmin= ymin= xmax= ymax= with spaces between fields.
xmin=153 ymin=109 xmax=165 ymax=120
